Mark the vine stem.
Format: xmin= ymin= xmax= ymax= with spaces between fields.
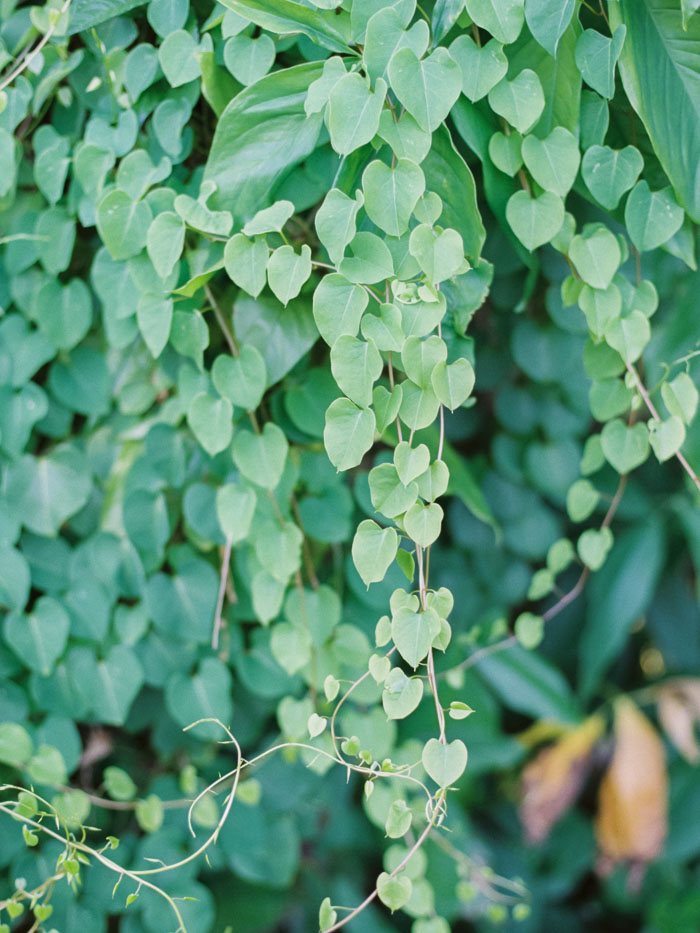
xmin=626 ymin=362 xmax=700 ymax=494
xmin=0 ymin=0 xmax=72 ymax=93
xmin=212 ymin=535 xmax=233 ymax=650
xmin=322 ymin=788 xmax=447 ymax=933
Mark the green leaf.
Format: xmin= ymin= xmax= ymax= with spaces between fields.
xmin=352 ymin=519 xmax=399 ymax=586
xmin=661 ymin=372 xmax=699 ymax=424
xmin=391 ymin=606 xmax=441 ymax=668
xmin=327 ymin=74 xmax=387 ymax=155
xmin=431 ymin=358 xmax=475 ymax=410
xmin=232 ymin=423 xmax=288 ymax=489
xmin=566 ymin=478 xmax=599 ymax=522
xmin=611 ymin=0 xmax=700 ymax=220
xmin=604 ymin=310 xmax=650 ymax=364
xmin=624 ymin=181 xmax=684 ymax=252
xmin=330 ymin=336 xmax=383 ymax=408
xmin=521 ymin=127 xmax=580 ymax=197
xmin=421 ymin=737 xmax=468 ymax=787
xmin=385 ymin=797 xmax=413 ymax=837
xmin=416 ymin=460 xmax=449 ymax=501
xmin=394 ymin=441 xmax=431 ymax=485
xmin=449 ymin=35 xmax=507 ymax=102
xmin=600 ymin=419 xmax=650 ymax=473
xmin=5 ymin=446 xmax=91 ymax=536
xmin=581 ymin=145 xmax=643 ymax=210
xmin=137 ymin=294 xmax=173 ymax=358
xmin=569 ymin=225 xmax=621 ymax=289
xmin=69 ymin=645 xmax=144 ymax=725
xmin=364 ymin=8 xmax=430 ymax=85
xmin=649 ymin=415 xmax=686 ymax=462
xmin=213 ymin=345 xmax=267 ymax=410
xmin=166 ymin=658 xmax=233 ymax=738
xmin=362 ymin=159 xmax=425 ymax=237
xmin=216 ymin=483 xmax=257 ymax=543
xmin=488 ymin=69 xmax=545 ymax=134
xmin=313 ymin=274 xmax=368 ymax=346
xmin=146 ymin=211 xmax=185 ymax=280
xmin=34 ymin=278 xmax=92 ymax=352
xmin=135 ymin=794 xmax=164 ymax=833
xmin=315 ymin=189 xmax=364 ymax=264
xmin=187 ymin=392 xmax=234 ymax=457
xmin=243 ymin=200 xmax=295 ymax=236
xmin=267 ymin=245 xmax=312 ymax=305
xmin=96 ymin=189 xmax=152 ymax=261
xmin=402 ymin=335 xmax=448 ymax=388
xmin=369 ymin=464 xmax=419 ymax=518
xmin=224 ymin=34 xmax=275 ymax=86
xmin=514 ymin=611 xmax=544 ymax=649
xmin=376 ymin=872 xmax=412 ymax=912
xmin=373 ymin=384 xmax=404 ymax=433
xmin=339 ymin=232 xmax=394 ymax=284
xmin=506 ymin=190 xmax=564 ymax=251
xmin=219 ymin=0 xmax=353 ymax=53
xmin=388 ymin=47 xmax=462 ymax=133
xmin=0 ymin=723 xmax=33 ymax=766
xmin=204 ymin=62 xmax=324 ymax=222
xmin=159 ymin=30 xmax=201 ymax=87
xmin=403 ymin=501 xmax=444 ymax=547
xmin=524 ymin=0 xmax=575 ymax=56
xmin=148 ymin=0 xmax=188 ymax=36
xmin=67 ymin=0 xmax=148 ymax=33
xmin=104 ymin=766 xmax=137 ymax=801
xmin=235 ymin=294 xmax=318 ymax=384
xmin=488 ymin=130 xmax=523 ymax=176
xmin=319 ymin=897 xmax=337 ymax=932
xmin=575 ymin=25 xmax=626 ymax=100
xmin=378 ymin=110 xmax=433 ymax=163
xmin=465 ymin=0 xmax=524 ymax=44
xmin=224 ymin=234 xmax=269 ymax=297
xmin=409 ymin=224 xmax=465 ymax=282
xmin=0 ymin=546 xmax=30 ymax=613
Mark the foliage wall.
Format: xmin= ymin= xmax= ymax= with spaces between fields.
xmin=1 ymin=0 xmax=700 ymax=931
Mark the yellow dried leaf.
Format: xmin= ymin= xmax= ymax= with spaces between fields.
xmin=657 ymin=677 xmax=700 ymax=764
xmin=520 ymin=715 xmax=605 ymax=843
xmin=596 ymin=697 xmax=668 ymax=867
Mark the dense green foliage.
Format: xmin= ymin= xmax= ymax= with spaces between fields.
xmin=1 ymin=0 xmax=700 ymax=931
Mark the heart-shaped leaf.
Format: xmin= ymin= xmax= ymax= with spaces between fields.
xmin=394 ymin=441 xmax=431 ymax=485
xmin=421 ymin=737 xmax=468 ymax=787
xmin=575 ymin=24 xmax=626 ymax=99
xmin=224 ymin=234 xmax=269 ymax=297
xmin=308 ymin=713 xmax=327 ymax=737
xmin=403 ymin=501 xmax=444 ymax=547
xmin=581 ymin=145 xmax=643 ymax=210
xmin=649 ymin=416 xmax=686 ymax=463
xmin=604 ymin=310 xmax=650 ymax=364
xmin=392 ymin=606 xmax=441 ymax=668
xmin=313 ymin=274 xmax=368 ymax=347
xmin=465 ymin=0 xmax=524 ymax=44
xmin=330 ymin=335 xmax=383 ymax=408
xmin=569 ymin=225 xmax=621 ymax=289
xmin=187 ymin=392 xmax=233 ymax=457
xmin=624 ymin=181 xmax=684 ymax=253
xmin=362 ymin=158 xmax=425 ymax=237
xmin=383 ymin=667 xmax=424 ymax=719
xmin=324 ymin=398 xmax=376 ymax=471
xmin=506 ymin=190 xmax=565 ymax=251
xmin=409 ymin=224 xmax=465 ymax=282
xmin=369 ymin=463 xmax=419 ymax=519
xmin=327 ymin=73 xmax=386 ymax=155
xmin=488 ymin=130 xmax=523 ymax=176
xmin=449 ymin=35 xmax=507 ymax=102
xmin=601 ymin=419 xmax=650 ymax=473
xmin=388 ymin=47 xmax=462 ymax=132
xmin=232 ymin=422 xmax=289 ymax=489
xmin=376 ymin=872 xmax=412 ymax=912
xmin=4 ymin=596 xmax=70 ymax=676
xmin=352 ymin=519 xmax=399 ymax=586
xmin=488 ymin=69 xmax=545 ymax=135
xmin=364 ymin=8 xmax=430 ymax=84
xmin=212 ymin=345 xmax=267 ymax=410
xmin=96 ymin=189 xmax=152 ymax=260
xmin=431 ymin=358 xmax=475 ymax=410
xmin=267 ymin=244 xmax=312 ymax=305
xmin=522 ymin=126 xmax=581 ymax=197
xmin=578 ymin=527 xmax=614 ymax=571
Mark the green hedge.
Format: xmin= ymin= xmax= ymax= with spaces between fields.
xmin=1 ymin=1 xmax=700 ymax=931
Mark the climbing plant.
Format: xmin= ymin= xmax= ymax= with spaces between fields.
xmin=1 ymin=0 xmax=700 ymax=931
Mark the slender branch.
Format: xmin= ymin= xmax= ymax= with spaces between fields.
xmin=626 ymin=362 xmax=700 ymax=494
xmin=0 ymin=0 xmax=72 ymax=93
xmin=212 ymin=536 xmax=233 ymax=650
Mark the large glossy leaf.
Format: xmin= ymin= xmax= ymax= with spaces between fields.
xmin=611 ymin=0 xmax=700 ymax=221
xmin=579 ymin=520 xmax=666 ymax=698
xmin=204 ymin=63 xmax=324 ymax=222
xmin=218 ymin=0 xmax=353 ymax=54
xmin=68 ymin=0 xmax=147 ymax=33
xmin=421 ymin=125 xmax=485 ymax=262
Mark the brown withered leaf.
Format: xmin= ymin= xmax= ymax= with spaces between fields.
xmin=657 ymin=677 xmax=700 ymax=764
xmin=520 ymin=715 xmax=605 ymax=844
xmin=596 ymin=697 xmax=668 ymax=874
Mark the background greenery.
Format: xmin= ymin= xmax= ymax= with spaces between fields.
xmin=1 ymin=0 xmax=700 ymax=931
